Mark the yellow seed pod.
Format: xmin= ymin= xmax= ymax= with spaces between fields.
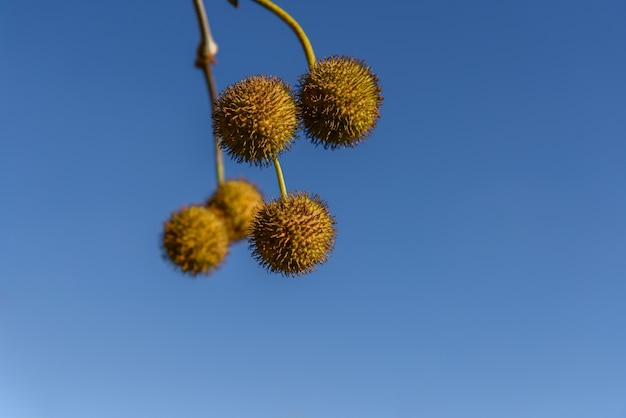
xmin=250 ymin=192 xmax=336 ymax=277
xmin=297 ymin=56 xmax=383 ymax=149
xmin=213 ymin=75 xmax=297 ymax=166
xmin=162 ymin=205 xmax=229 ymax=276
xmin=207 ymin=179 xmax=263 ymax=242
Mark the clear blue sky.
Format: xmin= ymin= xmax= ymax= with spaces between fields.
xmin=2 ymin=1 xmax=626 ymax=417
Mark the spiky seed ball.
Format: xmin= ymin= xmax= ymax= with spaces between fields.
xmin=207 ymin=179 xmax=263 ymax=242
xmin=250 ymin=192 xmax=336 ymax=277
xmin=213 ymin=75 xmax=298 ymax=166
xmin=297 ymin=56 xmax=383 ymax=149
xmin=162 ymin=205 xmax=229 ymax=276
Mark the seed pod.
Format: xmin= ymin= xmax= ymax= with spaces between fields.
xmin=162 ymin=205 xmax=229 ymax=276
xmin=297 ymin=56 xmax=382 ymax=149
xmin=250 ymin=192 xmax=336 ymax=277
xmin=213 ymin=75 xmax=297 ymax=166
xmin=207 ymin=179 xmax=263 ymax=242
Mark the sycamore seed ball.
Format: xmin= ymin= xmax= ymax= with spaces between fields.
xmin=250 ymin=192 xmax=337 ymax=277
xmin=213 ymin=75 xmax=298 ymax=166
xmin=207 ymin=179 xmax=264 ymax=242
xmin=297 ymin=56 xmax=383 ymax=149
xmin=162 ymin=205 xmax=229 ymax=276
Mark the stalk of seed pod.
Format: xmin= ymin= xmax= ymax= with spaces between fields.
xmin=207 ymin=178 xmax=264 ymax=242
xmin=297 ymin=55 xmax=383 ymax=149
xmin=213 ymin=75 xmax=298 ymax=167
xmin=162 ymin=205 xmax=229 ymax=276
xmin=250 ymin=191 xmax=336 ymax=277
xmin=250 ymin=0 xmax=316 ymax=68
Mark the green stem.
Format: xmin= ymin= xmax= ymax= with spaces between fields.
xmin=252 ymin=0 xmax=316 ymax=68
xmin=272 ymin=155 xmax=288 ymax=199
xmin=193 ymin=0 xmax=225 ymax=186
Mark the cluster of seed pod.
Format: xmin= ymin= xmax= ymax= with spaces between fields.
xmin=162 ymin=179 xmax=264 ymax=276
xmin=161 ymin=1 xmax=382 ymax=278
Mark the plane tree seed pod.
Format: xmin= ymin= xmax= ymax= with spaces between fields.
xmin=250 ymin=192 xmax=336 ymax=277
xmin=207 ymin=179 xmax=263 ymax=242
xmin=162 ymin=205 xmax=229 ymax=276
xmin=213 ymin=75 xmax=298 ymax=166
xmin=297 ymin=56 xmax=382 ymax=149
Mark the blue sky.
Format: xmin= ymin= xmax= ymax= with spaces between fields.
xmin=1 ymin=0 xmax=626 ymax=417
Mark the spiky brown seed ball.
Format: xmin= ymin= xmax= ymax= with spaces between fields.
xmin=207 ymin=179 xmax=263 ymax=242
xmin=250 ymin=192 xmax=336 ymax=277
xmin=213 ymin=75 xmax=298 ymax=166
xmin=162 ymin=205 xmax=229 ymax=276
xmin=297 ymin=56 xmax=382 ymax=149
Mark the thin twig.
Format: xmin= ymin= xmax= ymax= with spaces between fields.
xmin=192 ymin=0 xmax=225 ymax=186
